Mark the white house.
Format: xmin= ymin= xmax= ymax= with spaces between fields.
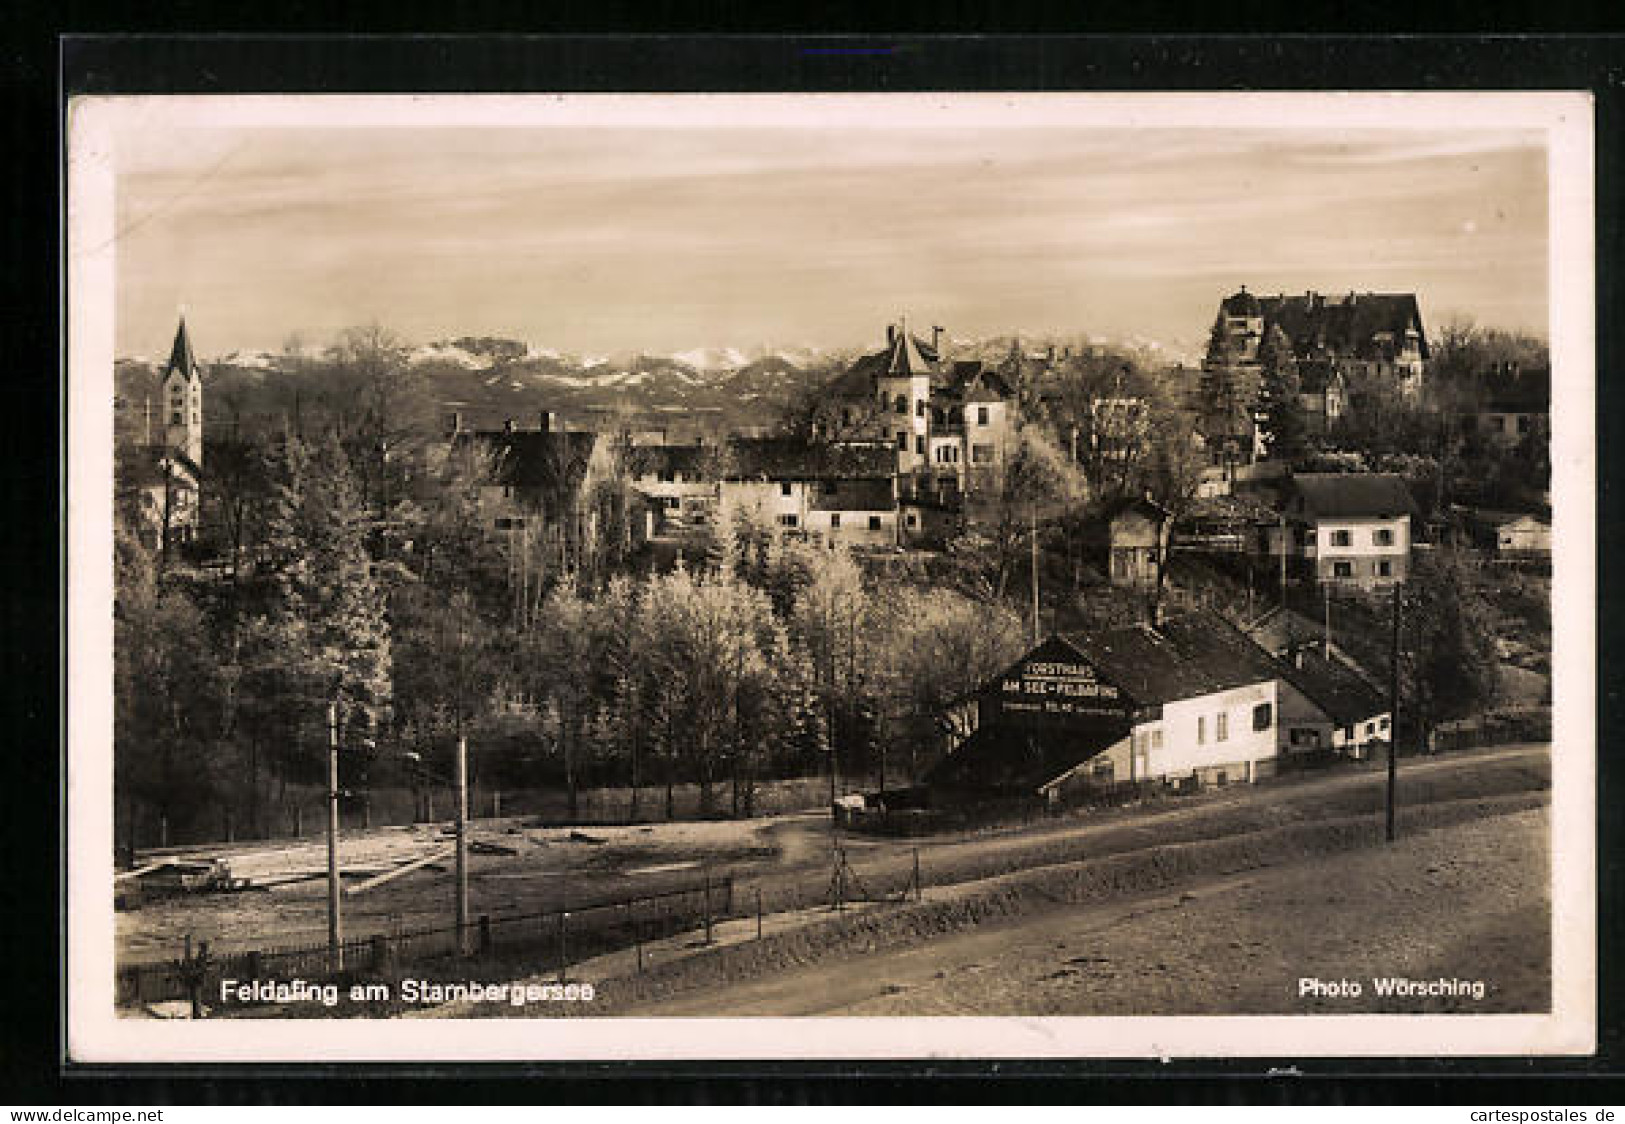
xmin=925 ymin=610 xmax=1286 ymax=802
xmin=1272 ymin=645 xmax=1391 ymax=759
xmin=1265 ymin=473 xmax=1417 ymax=586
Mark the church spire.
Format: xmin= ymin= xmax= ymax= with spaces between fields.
xmin=165 ymin=316 xmax=201 ymax=382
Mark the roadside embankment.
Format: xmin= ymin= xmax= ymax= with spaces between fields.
xmin=420 ymin=787 xmax=1545 ymax=1017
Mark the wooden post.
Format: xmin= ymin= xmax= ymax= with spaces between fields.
xmin=1387 ymin=581 xmax=1402 ymax=843
xmin=913 ymin=847 xmax=922 ymax=902
xmin=478 ymin=914 xmax=492 ymax=956
xmin=455 ymin=736 xmax=469 ymax=954
xmin=557 ymin=912 xmax=568 ymax=983
xmin=755 ymin=888 xmax=763 ymax=941
xmin=703 ymin=875 xmax=713 ymax=944
xmin=326 ymin=702 xmax=343 ymax=972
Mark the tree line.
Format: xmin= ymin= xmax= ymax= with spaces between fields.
xmin=113 ymin=328 xmax=1032 ymax=848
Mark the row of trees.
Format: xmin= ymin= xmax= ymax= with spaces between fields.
xmin=114 ymin=327 xmax=1034 ymax=845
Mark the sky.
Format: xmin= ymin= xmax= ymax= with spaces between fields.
xmin=109 ymin=112 xmax=1550 ymax=361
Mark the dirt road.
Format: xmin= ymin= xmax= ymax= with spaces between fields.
xmin=623 ymin=806 xmax=1550 ymax=1016
xmin=118 ymin=743 xmax=1548 ymax=967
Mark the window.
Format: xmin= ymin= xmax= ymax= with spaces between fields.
xmin=170 ymin=411 xmax=182 ymax=425
xmin=897 ymin=432 xmax=908 ymax=450
xmin=1216 ymin=712 xmax=1229 ymax=742
xmin=906 ymin=513 xmax=918 ymax=528
xmin=1373 ymin=528 xmax=1394 ymax=546
xmin=977 ymin=406 xmax=990 ymax=426
xmin=658 ymin=469 xmax=675 ymax=483
xmin=913 ymin=435 xmax=924 ymax=456
xmin=1330 ymin=529 xmax=1352 ymax=547
xmin=1253 ymin=702 xmax=1273 ymax=731
xmin=780 ymin=481 xmax=793 ymax=497
xmin=1197 ymin=716 xmax=1206 ymax=745
xmin=1332 ymin=561 xmax=1354 ymax=579
xmin=868 ymin=515 xmax=882 ymax=530
xmin=1518 ymin=415 xmax=1532 ymax=434
xmin=894 ymin=394 xmax=907 ymax=414
xmin=777 ymin=513 xmax=799 ymax=528
xmin=1380 ymin=716 xmax=1391 ymax=731
xmin=916 ymin=399 xmax=926 ymax=417
xmin=830 ymin=513 xmax=841 ymax=529
xmin=1376 ymin=560 xmax=1393 ymax=578
xmin=1151 ymin=728 xmax=1163 ymax=750
xmin=972 ymin=444 xmax=994 ymax=464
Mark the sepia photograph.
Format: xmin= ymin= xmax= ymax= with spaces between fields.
xmin=64 ymin=91 xmax=1595 ymax=1062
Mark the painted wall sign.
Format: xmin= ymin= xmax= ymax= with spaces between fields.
xmin=989 ymin=656 xmax=1133 ymax=723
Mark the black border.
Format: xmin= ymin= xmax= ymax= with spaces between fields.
xmin=19 ymin=32 xmax=1625 ymax=1103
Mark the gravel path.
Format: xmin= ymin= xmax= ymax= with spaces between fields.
xmin=623 ymin=806 xmax=1550 ymax=1016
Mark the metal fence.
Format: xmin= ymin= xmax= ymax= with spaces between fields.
xmin=117 ymin=877 xmax=734 ymax=1009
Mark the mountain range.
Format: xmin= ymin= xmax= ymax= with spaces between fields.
xmin=114 ymin=331 xmax=1200 ymax=440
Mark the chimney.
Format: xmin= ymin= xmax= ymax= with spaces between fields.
xmin=445 ymin=410 xmax=463 ymax=436
xmin=932 ymin=325 xmax=944 ymax=354
xmin=1047 ymin=345 xmax=1057 ymax=363
xmin=503 ymin=418 xmax=514 ymax=433
xmin=539 ymin=410 xmax=557 ymax=433
xmin=887 ymin=324 xmax=897 ymax=347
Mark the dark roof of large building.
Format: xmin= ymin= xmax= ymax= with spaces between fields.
xmin=1219 ymin=287 xmax=1264 ymax=318
xmin=1276 ymin=647 xmax=1388 ymax=727
xmin=1249 ymin=291 xmax=1429 ymax=361
xmin=725 ymin=436 xmax=895 ymax=481
xmin=121 ymin=444 xmax=202 ymax=489
xmin=457 ymin=429 xmax=600 ymax=494
xmin=925 ymin=722 xmax=1125 ymax=792
xmin=164 ymin=318 xmax=203 ymax=382
xmin=1059 ymin=609 xmax=1284 ymax=707
xmin=625 ymin=443 xmax=712 ymax=479
xmin=808 ymin=476 xmax=895 ymax=512
xmin=1482 ymin=367 xmax=1551 ymax=413
xmin=1286 ymin=473 xmax=1417 ymax=519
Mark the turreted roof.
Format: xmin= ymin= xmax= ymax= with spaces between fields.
xmin=164 ymin=317 xmax=203 ymax=383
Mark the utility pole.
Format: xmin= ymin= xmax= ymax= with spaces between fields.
xmin=1323 ymin=579 xmax=1332 ymax=659
xmin=1387 ymin=581 xmax=1402 ymax=843
xmin=455 ymin=735 xmax=470 ymax=954
xmin=1278 ymin=511 xmax=1288 ymax=606
xmin=326 ymin=701 xmax=343 ymax=970
xmin=1030 ymin=504 xmax=1041 ymax=643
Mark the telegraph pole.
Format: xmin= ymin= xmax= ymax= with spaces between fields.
xmin=1030 ymin=504 xmax=1041 ymax=643
xmin=1386 ymin=581 xmax=1402 ymax=843
xmin=326 ymin=702 xmax=343 ymax=969
xmin=455 ymin=735 xmax=470 ymax=954
xmin=1323 ymin=579 xmax=1332 ymax=658
xmin=1278 ymin=511 xmax=1288 ymax=606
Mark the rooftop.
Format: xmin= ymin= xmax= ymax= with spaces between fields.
xmin=1286 ymin=473 xmax=1417 ymax=519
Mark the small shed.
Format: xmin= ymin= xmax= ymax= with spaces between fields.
xmin=1105 ymin=497 xmax=1170 ymax=590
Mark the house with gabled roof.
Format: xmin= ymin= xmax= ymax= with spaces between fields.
xmin=925 ymin=610 xmax=1285 ymax=802
xmin=1217 ymin=287 xmax=1429 ymax=395
xmin=718 ymin=435 xmax=901 ymax=546
xmin=823 ymin=320 xmax=1019 ymax=501
xmin=1273 ymin=645 xmax=1391 ymax=758
xmin=1258 ymin=472 xmax=1417 ymax=586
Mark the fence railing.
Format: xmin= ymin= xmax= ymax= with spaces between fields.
xmin=117 ymin=877 xmax=734 ymax=1010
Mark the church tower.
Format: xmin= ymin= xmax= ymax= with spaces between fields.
xmin=160 ymin=316 xmax=203 ymax=467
